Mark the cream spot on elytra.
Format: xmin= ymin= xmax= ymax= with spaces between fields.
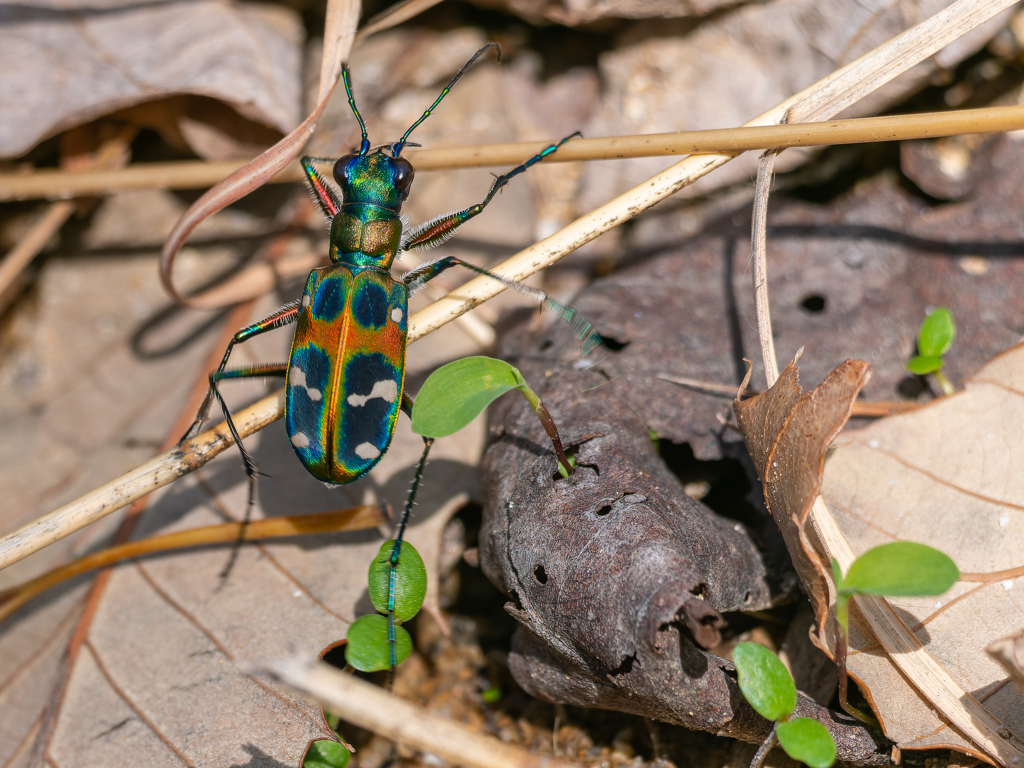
xmin=291 ymin=432 xmax=310 ymax=448
xmin=347 ymin=379 xmax=398 ymax=407
xmin=301 ymin=294 xmax=311 ymax=308
xmin=290 ymin=366 xmax=323 ymax=401
xmin=391 ymin=307 xmax=403 ymax=323
xmin=355 ymin=442 xmax=381 ymax=459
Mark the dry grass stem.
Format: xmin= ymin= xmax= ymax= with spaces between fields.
xmin=751 ymin=147 xmax=782 ymax=388
xmin=256 ymin=656 xmax=584 ymax=768
xmin=0 ymin=202 xmax=75 ymax=301
xmin=5 ymin=105 xmax=1024 ymax=201
xmin=658 ymin=374 xmax=919 ymax=416
xmin=0 ymin=506 xmax=385 ymax=625
xmin=0 ymin=389 xmax=287 ymax=571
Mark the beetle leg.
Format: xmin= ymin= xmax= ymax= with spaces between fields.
xmin=301 ymin=156 xmax=342 ymax=220
xmin=180 ymin=301 xmax=300 ymax=444
xmin=401 ymin=132 xmax=580 ymax=251
xmin=403 ymin=256 xmax=602 ymax=357
xmin=207 ymin=363 xmax=288 ymax=578
xmin=383 ymin=393 xmax=434 ymax=682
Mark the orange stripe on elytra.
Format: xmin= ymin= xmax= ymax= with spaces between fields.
xmin=325 ymin=278 xmax=353 ymax=480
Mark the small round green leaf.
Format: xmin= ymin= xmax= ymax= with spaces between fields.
xmin=917 ymin=307 xmax=956 ymax=358
xmin=368 ymin=540 xmax=426 ymax=622
xmin=776 ymin=717 xmax=836 ymax=768
xmin=906 ymin=355 xmax=943 ymax=375
xmin=732 ymin=642 xmax=797 ymax=721
xmin=304 ymin=739 xmax=351 ymax=768
xmin=345 ymin=614 xmax=412 ymax=672
xmin=411 ymin=357 xmax=524 ymax=437
xmin=843 ymin=542 xmax=959 ymax=597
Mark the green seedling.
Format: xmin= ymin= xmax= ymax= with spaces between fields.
xmin=906 ymin=307 xmax=956 ymax=395
xmin=345 ymin=540 xmax=423 ymax=672
xmin=733 ymin=642 xmax=836 ymax=768
xmin=345 ymin=357 xmax=573 ymax=678
xmin=831 ymin=542 xmax=959 ymax=723
xmin=411 ymin=356 xmax=575 ymax=477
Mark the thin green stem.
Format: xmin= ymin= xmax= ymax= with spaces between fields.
xmin=933 ymin=369 xmax=956 ymax=397
xmin=834 ymin=599 xmax=880 ymax=726
xmin=750 ymin=724 xmax=777 ymax=768
xmin=516 ymin=384 xmax=573 ymax=476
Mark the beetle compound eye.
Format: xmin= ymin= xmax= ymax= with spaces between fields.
xmin=333 ymin=154 xmax=358 ymax=187
xmin=392 ymin=158 xmax=415 ymax=199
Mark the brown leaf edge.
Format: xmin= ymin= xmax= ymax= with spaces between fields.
xmin=734 ymin=357 xmax=870 ymax=633
xmin=159 ymin=0 xmax=360 ymax=306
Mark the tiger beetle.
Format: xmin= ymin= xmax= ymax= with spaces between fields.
xmin=180 ymin=43 xmax=601 ymax=673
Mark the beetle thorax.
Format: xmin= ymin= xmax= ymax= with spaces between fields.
xmin=330 ymin=205 xmax=403 ymax=269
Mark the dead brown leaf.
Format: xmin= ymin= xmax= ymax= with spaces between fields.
xmin=735 ymin=344 xmax=1024 ymax=763
xmin=0 ymin=0 xmax=304 ymax=160
xmin=735 ymin=358 xmax=870 ymax=633
xmin=820 ymin=342 xmax=1024 ymax=758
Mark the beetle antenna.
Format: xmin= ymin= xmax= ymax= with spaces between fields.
xmin=342 ymin=63 xmax=371 ymax=155
xmin=393 ymin=43 xmax=500 ymax=157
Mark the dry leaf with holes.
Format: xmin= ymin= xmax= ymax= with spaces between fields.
xmin=0 ymin=0 xmax=304 ymax=160
xmin=736 ymin=344 xmax=1024 ymax=764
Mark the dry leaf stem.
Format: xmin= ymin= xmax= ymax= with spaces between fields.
xmin=0 ymin=0 xmax=1014 ymax=575
xmin=751 ymin=146 xmax=783 ymax=387
xmin=0 ymin=506 xmax=384 ymax=625
xmin=6 ymin=105 xmax=1024 ymax=202
xmin=658 ymin=374 xmax=919 ymax=417
xmin=257 ymin=657 xmax=584 ymax=768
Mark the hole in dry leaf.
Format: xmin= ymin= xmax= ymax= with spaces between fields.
xmin=800 ymin=294 xmax=827 ymax=313
xmin=533 ymin=564 xmax=549 ymax=584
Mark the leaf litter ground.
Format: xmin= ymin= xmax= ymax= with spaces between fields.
xmin=6 ymin=5 xmax=1024 ymax=767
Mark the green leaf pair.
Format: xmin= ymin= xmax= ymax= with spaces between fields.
xmin=907 ymin=307 xmax=956 ymax=375
xmin=733 ymin=642 xmax=836 ymax=768
xmin=345 ymin=540 xmax=426 ymax=672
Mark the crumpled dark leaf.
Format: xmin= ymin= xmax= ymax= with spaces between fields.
xmin=479 ymin=353 xmax=887 ymax=761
